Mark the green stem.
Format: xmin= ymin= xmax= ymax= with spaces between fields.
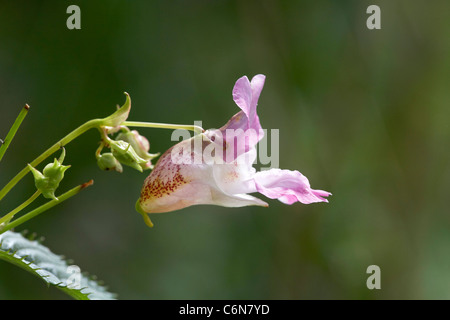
xmin=0 ymin=190 xmax=41 ymax=226
xmin=122 ymin=121 xmax=204 ymax=134
xmin=0 ymin=180 xmax=94 ymax=234
xmin=0 ymin=119 xmax=102 ymax=202
xmin=0 ymin=118 xmax=203 ymax=203
xmin=0 ymin=105 xmax=30 ymax=162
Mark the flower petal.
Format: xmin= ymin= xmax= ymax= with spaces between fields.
xmin=253 ymin=169 xmax=331 ymax=205
xmin=232 ymin=76 xmax=253 ymax=121
xmin=212 ymin=147 xmax=257 ymax=195
xmin=138 ymin=134 xmax=267 ymax=214
xmin=215 ymin=75 xmax=266 ymax=162
xmin=231 ymin=74 xmax=265 ymax=134
xmin=249 ymin=74 xmax=265 ymax=118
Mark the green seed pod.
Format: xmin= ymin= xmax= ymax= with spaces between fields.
xmin=28 ymin=148 xmax=70 ymax=200
xmin=97 ymin=152 xmax=123 ymax=173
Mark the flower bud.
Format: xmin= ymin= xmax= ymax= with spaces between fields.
xmin=28 ymin=148 xmax=70 ymax=200
xmin=96 ymin=152 xmax=123 ymax=173
xmin=116 ymin=130 xmax=159 ymax=170
xmin=110 ymin=140 xmax=148 ymax=172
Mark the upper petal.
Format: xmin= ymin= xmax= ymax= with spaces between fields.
xmin=216 ymin=75 xmax=266 ymax=162
xmin=231 ymin=74 xmax=265 ymax=134
xmin=249 ymin=74 xmax=266 ymax=120
xmin=232 ymin=76 xmax=253 ymax=121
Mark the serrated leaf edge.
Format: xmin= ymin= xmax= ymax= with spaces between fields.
xmin=0 ymin=231 xmax=116 ymax=300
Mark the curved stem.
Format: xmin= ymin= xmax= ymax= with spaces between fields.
xmin=0 ymin=190 xmax=41 ymax=226
xmin=122 ymin=121 xmax=204 ymax=134
xmin=0 ymin=119 xmax=102 ymax=202
xmin=0 ymin=180 xmax=94 ymax=234
xmin=0 ymin=118 xmax=203 ymax=203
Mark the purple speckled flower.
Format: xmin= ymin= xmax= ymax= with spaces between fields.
xmin=136 ymin=75 xmax=331 ymax=224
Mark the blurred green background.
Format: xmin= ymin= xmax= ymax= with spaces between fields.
xmin=1 ymin=0 xmax=449 ymax=299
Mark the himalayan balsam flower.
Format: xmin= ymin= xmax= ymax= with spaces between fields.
xmin=136 ymin=75 xmax=331 ymax=225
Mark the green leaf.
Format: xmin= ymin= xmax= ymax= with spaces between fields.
xmin=0 ymin=231 xmax=116 ymax=300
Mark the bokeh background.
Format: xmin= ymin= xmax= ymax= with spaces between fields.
xmin=1 ymin=0 xmax=449 ymax=299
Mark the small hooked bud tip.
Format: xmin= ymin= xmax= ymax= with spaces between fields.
xmin=58 ymin=147 xmax=67 ymax=163
xmin=28 ymin=163 xmax=45 ymax=180
xmin=136 ymin=199 xmax=154 ymax=228
xmin=142 ymin=214 xmax=154 ymax=228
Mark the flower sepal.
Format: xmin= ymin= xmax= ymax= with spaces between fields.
xmin=116 ymin=129 xmax=159 ymax=169
xmin=110 ymin=140 xmax=148 ymax=172
xmin=100 ymin=92 xmax=131 ymax=128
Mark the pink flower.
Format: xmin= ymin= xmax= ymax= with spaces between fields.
xmin=136 ymin=75 xmax=331 ymax=225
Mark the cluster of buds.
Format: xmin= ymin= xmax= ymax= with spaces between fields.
xmin=26 ymin=92 xmax=159 ymax=204
xmin=93 ymin=92 xmax=159 ymax=173
xmin=96 ymin=128 xmax=159 ymax=173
